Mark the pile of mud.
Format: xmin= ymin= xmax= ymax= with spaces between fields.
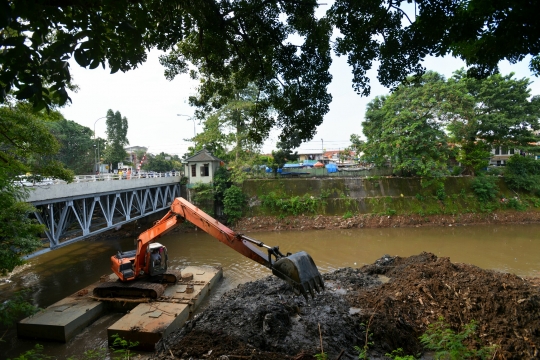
xmin=154 ymin=253 xmax=539 ymax=359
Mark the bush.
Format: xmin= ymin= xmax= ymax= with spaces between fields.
xmin=0 ymin=290 xmax=40 ymax=328
xmin=504 ymin=155 xmax=540 ymax=194
xmin=191 ymin=183 xmax=214 ymax=214
xmin=435 ymin=184 xmax=446 ymax=201
xmin=506 ymin=197 xmax=527 ymax=211
xmin=471 ymin=176 xmax=499 ymax=202
xmin=451 ymin=166 xmax=463 ymax=176
xmin=259 ymin=192 xmax=321 ymax=216
xmin=223 ymin=185 xmax=246 ymax=224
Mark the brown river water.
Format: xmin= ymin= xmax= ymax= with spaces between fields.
xmin=1 ymin=223 xmax=539 ymax=358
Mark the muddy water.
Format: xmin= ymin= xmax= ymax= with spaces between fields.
xmin=1 ymin=223 xmax=539 ymax=357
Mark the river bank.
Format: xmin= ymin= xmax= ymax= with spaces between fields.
xmin=233 ymin=210 xmax=540 ymax=233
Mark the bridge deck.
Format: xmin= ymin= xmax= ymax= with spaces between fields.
xmin=25 ymin=174 xmax=182 ymax=257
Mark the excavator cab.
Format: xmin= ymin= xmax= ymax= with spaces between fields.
xmin=148 ymin=242 xmax=168 ymax=277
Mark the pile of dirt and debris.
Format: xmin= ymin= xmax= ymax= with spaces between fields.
xmin=357 ymin=252 xmax=540 ymax=359
xmin=153 ymin=253 xmax=539 ymax=360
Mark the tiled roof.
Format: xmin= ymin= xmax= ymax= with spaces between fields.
xmin=185 ymin=149 xmax=223 ymax=162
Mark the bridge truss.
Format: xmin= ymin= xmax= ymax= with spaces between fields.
xmin=29 ymin=183 xmax=181 ymax=256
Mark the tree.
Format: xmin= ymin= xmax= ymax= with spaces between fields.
xmin=0 ymin=101 xmax=74 ymax=180
xmin=4 ymin=1 xmax=539 ymax=107
xmin=270 ymin=142 xmax=299 ymax=176
xmin=328 ymin=0 xmax=540 ymax=94
xmin=347 ymin=134 xmax=365 ymax=161
xmin=189 ymin=114 xmax=230 ymax=161
xmin=189 ymin=82 xmax=270 ymax=176
xmin=363 ymin=70 xmax=540 ymax=176
xmin=0 ymin=177 xmax=46 ymax=275
xmin=141 ymin=152 xmax=180 ymax=172
xmin=0 ymin=100 xmax=73 ymax=274
xmin=450 ymin=70 xmax=540 ymax=151
xmin=362 ymin=72 xmax=455 ymax=177
xmin=47 ymin=118 xmax=95 ymax=174
xmin=102 ymin=109 xmax=129 ymax=170
xmin=3 ymin=1 xmax=540 ymax=147
xmin=2 ymin=1 xmax=333 ymax=147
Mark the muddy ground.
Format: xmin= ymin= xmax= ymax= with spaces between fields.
xmin=95 ymin=210 xmax=540 ymax=240
xmin=151 ymin=253 xmax=539 ymax=360
xmin=234 ymin=210 xmax=540 ymax=233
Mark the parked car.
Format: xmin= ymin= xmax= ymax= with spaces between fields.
xmin=15 ymin=175 xmax=54 ymax=186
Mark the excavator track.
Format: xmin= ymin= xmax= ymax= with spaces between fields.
xmin=93 ymin=281 xmax=165 ymax=299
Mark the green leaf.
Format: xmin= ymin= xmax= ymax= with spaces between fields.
xmin=73 ymin=48 xmax=89 ymax=67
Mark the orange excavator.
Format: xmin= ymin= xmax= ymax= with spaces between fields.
xmin=93 ymin=197 xmax=324 ymax=300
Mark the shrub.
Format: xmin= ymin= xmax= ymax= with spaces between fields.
xmin=471 ymin=176 xmax=499 ymax=202
xmin=435 ymin=184 xmax=446 ymax=201
xmin=223 ymin=185 xmax=246 ymax=224
xmin=451 ymin=166 xmax=463 ymax=176
xmin=191 ymin=182 xmax=214 ymax=214
xmin=260 ymin=192 xmax=321 ymax=216
xmin=420 ymin=317 xmax=497 ymax=360
xmin=506 ymin=197 xmax=527 ymax=211
xmin=505 ymin=155 xmax=540 ymax=194
xmin=0 ymin=290 xmax=40 ymax=328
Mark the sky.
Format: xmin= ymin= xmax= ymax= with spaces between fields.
xmin=60 ymin=18 xmax=540 ymax=157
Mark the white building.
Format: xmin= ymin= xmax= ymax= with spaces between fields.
xmin=183 ymin=149 xmax=223 ymax=186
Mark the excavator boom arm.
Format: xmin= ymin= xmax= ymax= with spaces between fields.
xmin=170 ymin=199 xmax=274 ymax=268
xmin=134 ymin=197 xmax=324 ymax=299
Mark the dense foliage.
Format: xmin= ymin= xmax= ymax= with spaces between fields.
xmin=190 ymin=83 xmax=268 ymax=159
xmin=223 ymin=185 xmax=246 ymax=224
xmin=362 ymin=72 xmax=457 ymax=177
xmin=0 ymin=102 xmax=74 ymax=180
xmin=361 ymin=71 xmax=540 ymax=177
xmin=47 ymin=118 xmax=95 ymax=174
xmin=0 ymin=290 xmax=39 ymax=327
xmin=504 ymin=155 xmax=540 ymax=194
xmin=0 ymin=179 xmax=45 ymax=275
xmin=141 ymin=152 xmax=181 ymax=172
xmin=3 ymin=0 xmax=539 ymax=145
xmin=0 ymin=101 xmax=73 ymax=274
xmin=471 ymin=176 xmax=500 ymax=203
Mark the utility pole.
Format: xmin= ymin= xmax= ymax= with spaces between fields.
xmin=321 ymin=138 xmax=323 ymax=160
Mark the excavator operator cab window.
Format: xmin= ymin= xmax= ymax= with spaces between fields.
xmin=150 ymin=249 xmax=162 ymax=265
xmin=149 ymin=244 xmax=167 ymax=276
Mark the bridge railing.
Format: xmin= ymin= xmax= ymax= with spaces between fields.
xmin=52 ymin=171 xmax=182 ymax=184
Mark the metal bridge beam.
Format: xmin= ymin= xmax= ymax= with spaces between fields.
xmin=26 ymin=183 xmax=181 ymax=258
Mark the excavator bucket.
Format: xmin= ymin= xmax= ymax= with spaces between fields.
xmin=271 ymin=251 xmax=324 ymax=300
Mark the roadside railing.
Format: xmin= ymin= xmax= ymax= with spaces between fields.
xmin=66 ymin=171 xmax=182 ymax=183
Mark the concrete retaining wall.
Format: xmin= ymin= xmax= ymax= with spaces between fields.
xmin=242 ymin=176 xmax=514 ymax=216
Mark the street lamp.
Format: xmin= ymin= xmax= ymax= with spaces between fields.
xmin=177 ymin=114 xmax=195 ymax=137
xmin=94 ymin=116 xmax=107 ymax=173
